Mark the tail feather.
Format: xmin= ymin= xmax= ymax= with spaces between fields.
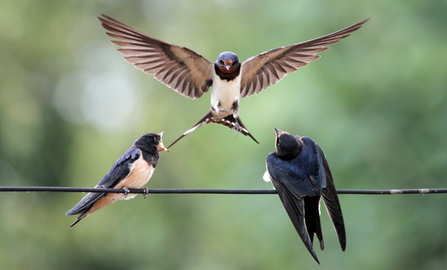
xmin=68 ymin=212 xmax=88 ymax=228
xmin=276 ymin=183 xmax=320 ymax=264
xmin=167 ymin=110 xmax=214 ymax=148
xmin=305 ymin=196 xmax=324 ymax=250
xmin=167 ymin=110 xmax=259 ymax=148
xmin=221 ymin=115 xmax=259 ymax=144
xmin=66 ymin=190 xmax=106 ymax=228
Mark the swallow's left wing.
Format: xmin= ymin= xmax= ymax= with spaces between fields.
xmin=317 ymin=145 xmax=346 ymax=251
xmin=240 ymin=18 xmax=369 ymax=98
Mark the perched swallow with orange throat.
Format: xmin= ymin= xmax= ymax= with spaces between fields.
xmin=264 ymin=128 xmax=346 ymax=264
xmin=66 ymin=133 xmax=168 ymax=228
xmin=98 ymin=15 xmax=369 ymax=147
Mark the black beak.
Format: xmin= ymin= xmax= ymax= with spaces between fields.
xmin=275 ymin=128 xmax=282 ymax=136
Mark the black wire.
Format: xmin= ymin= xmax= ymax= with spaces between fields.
xmin=1 ymin=186 xmax=447 ymax=195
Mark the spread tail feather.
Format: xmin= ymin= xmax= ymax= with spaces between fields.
xmin=221 ymin=114 xmax=259 ymax=144
xmin=167 ymin=110 xmax=214 ymax=148
xmin=167 ymin=110 xmax=259 ymax=148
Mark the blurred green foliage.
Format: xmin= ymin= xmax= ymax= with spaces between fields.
xmin=1 ymin=0 xmax=447 ymax=269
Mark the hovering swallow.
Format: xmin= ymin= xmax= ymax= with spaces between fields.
xmin=98 ymin=15 xmax=369 ymax=147
xmin=66 ymin=133 xmax=168 ymax=228
xmin=264 ymin=128 xmax=346 ymax=264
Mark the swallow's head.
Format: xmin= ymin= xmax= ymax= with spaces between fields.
xmin=136 ymin=132 xmax=169 ymax=154
xmin=216 ymin=52 xmax=240 ymax=74
xmin=274 ymin=128 xmax=302 ymax=160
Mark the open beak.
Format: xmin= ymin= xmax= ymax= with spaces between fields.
xmin=157 ymin=132 xmax=169 ymax=152
xmin=275 ymin=128 xmax=282 ymax=136
xmin=274 ymin=128 xmax=283 ymax=146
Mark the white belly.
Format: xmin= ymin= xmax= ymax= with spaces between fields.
xmin=210 ymin=74 xmax=241 ymax=117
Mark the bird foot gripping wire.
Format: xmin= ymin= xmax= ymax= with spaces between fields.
xmin=123 ymin=187 xmax=130 ymax=198
xmin=142 ymin=187 xmax=149 ymax=199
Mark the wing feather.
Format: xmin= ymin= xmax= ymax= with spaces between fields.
xmin=99 ymin=15 xmax=214 ymax=99
xmin=240 ymin=18 xmax=369 ymax=98
xmin=317 ymin=145 xmax=347 ymax=251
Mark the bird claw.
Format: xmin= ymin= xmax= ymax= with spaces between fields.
xmin=142 ymin=187 xmax=149 ymax=199
xmin=232 ymin=117 xmax=241 ymax=137
xmin=123 ymin=187 xmax=130 ymax=198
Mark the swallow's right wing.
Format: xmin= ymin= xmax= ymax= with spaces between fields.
xmin=99 ymin=15 xmax=214 ymax=99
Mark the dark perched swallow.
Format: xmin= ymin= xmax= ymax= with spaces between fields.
xmin=264 ymin=128 xmax=346 ymax=264
xmin=66 ymin=133 xmax=168 ymax=228
xmin=98 ymin=15 xmax=369 ymax=147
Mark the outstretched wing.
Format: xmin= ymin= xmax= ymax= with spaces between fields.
xmin=240 ymin=18 xmax=369 ymax=98
xmin=98 ymin=15 xmax=214 ymax=99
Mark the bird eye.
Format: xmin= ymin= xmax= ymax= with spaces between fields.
xmin=219 ymin=60 xmax=224 ymax=65
xmin=154 ymin=136 xmax=159 ymax=142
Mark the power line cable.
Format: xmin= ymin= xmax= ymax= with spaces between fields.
xmin=1 ymin=186 xmax=447 ymax=195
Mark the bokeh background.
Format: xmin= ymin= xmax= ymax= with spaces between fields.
xmin=1 ymin=0 xmax=447 ymax=269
